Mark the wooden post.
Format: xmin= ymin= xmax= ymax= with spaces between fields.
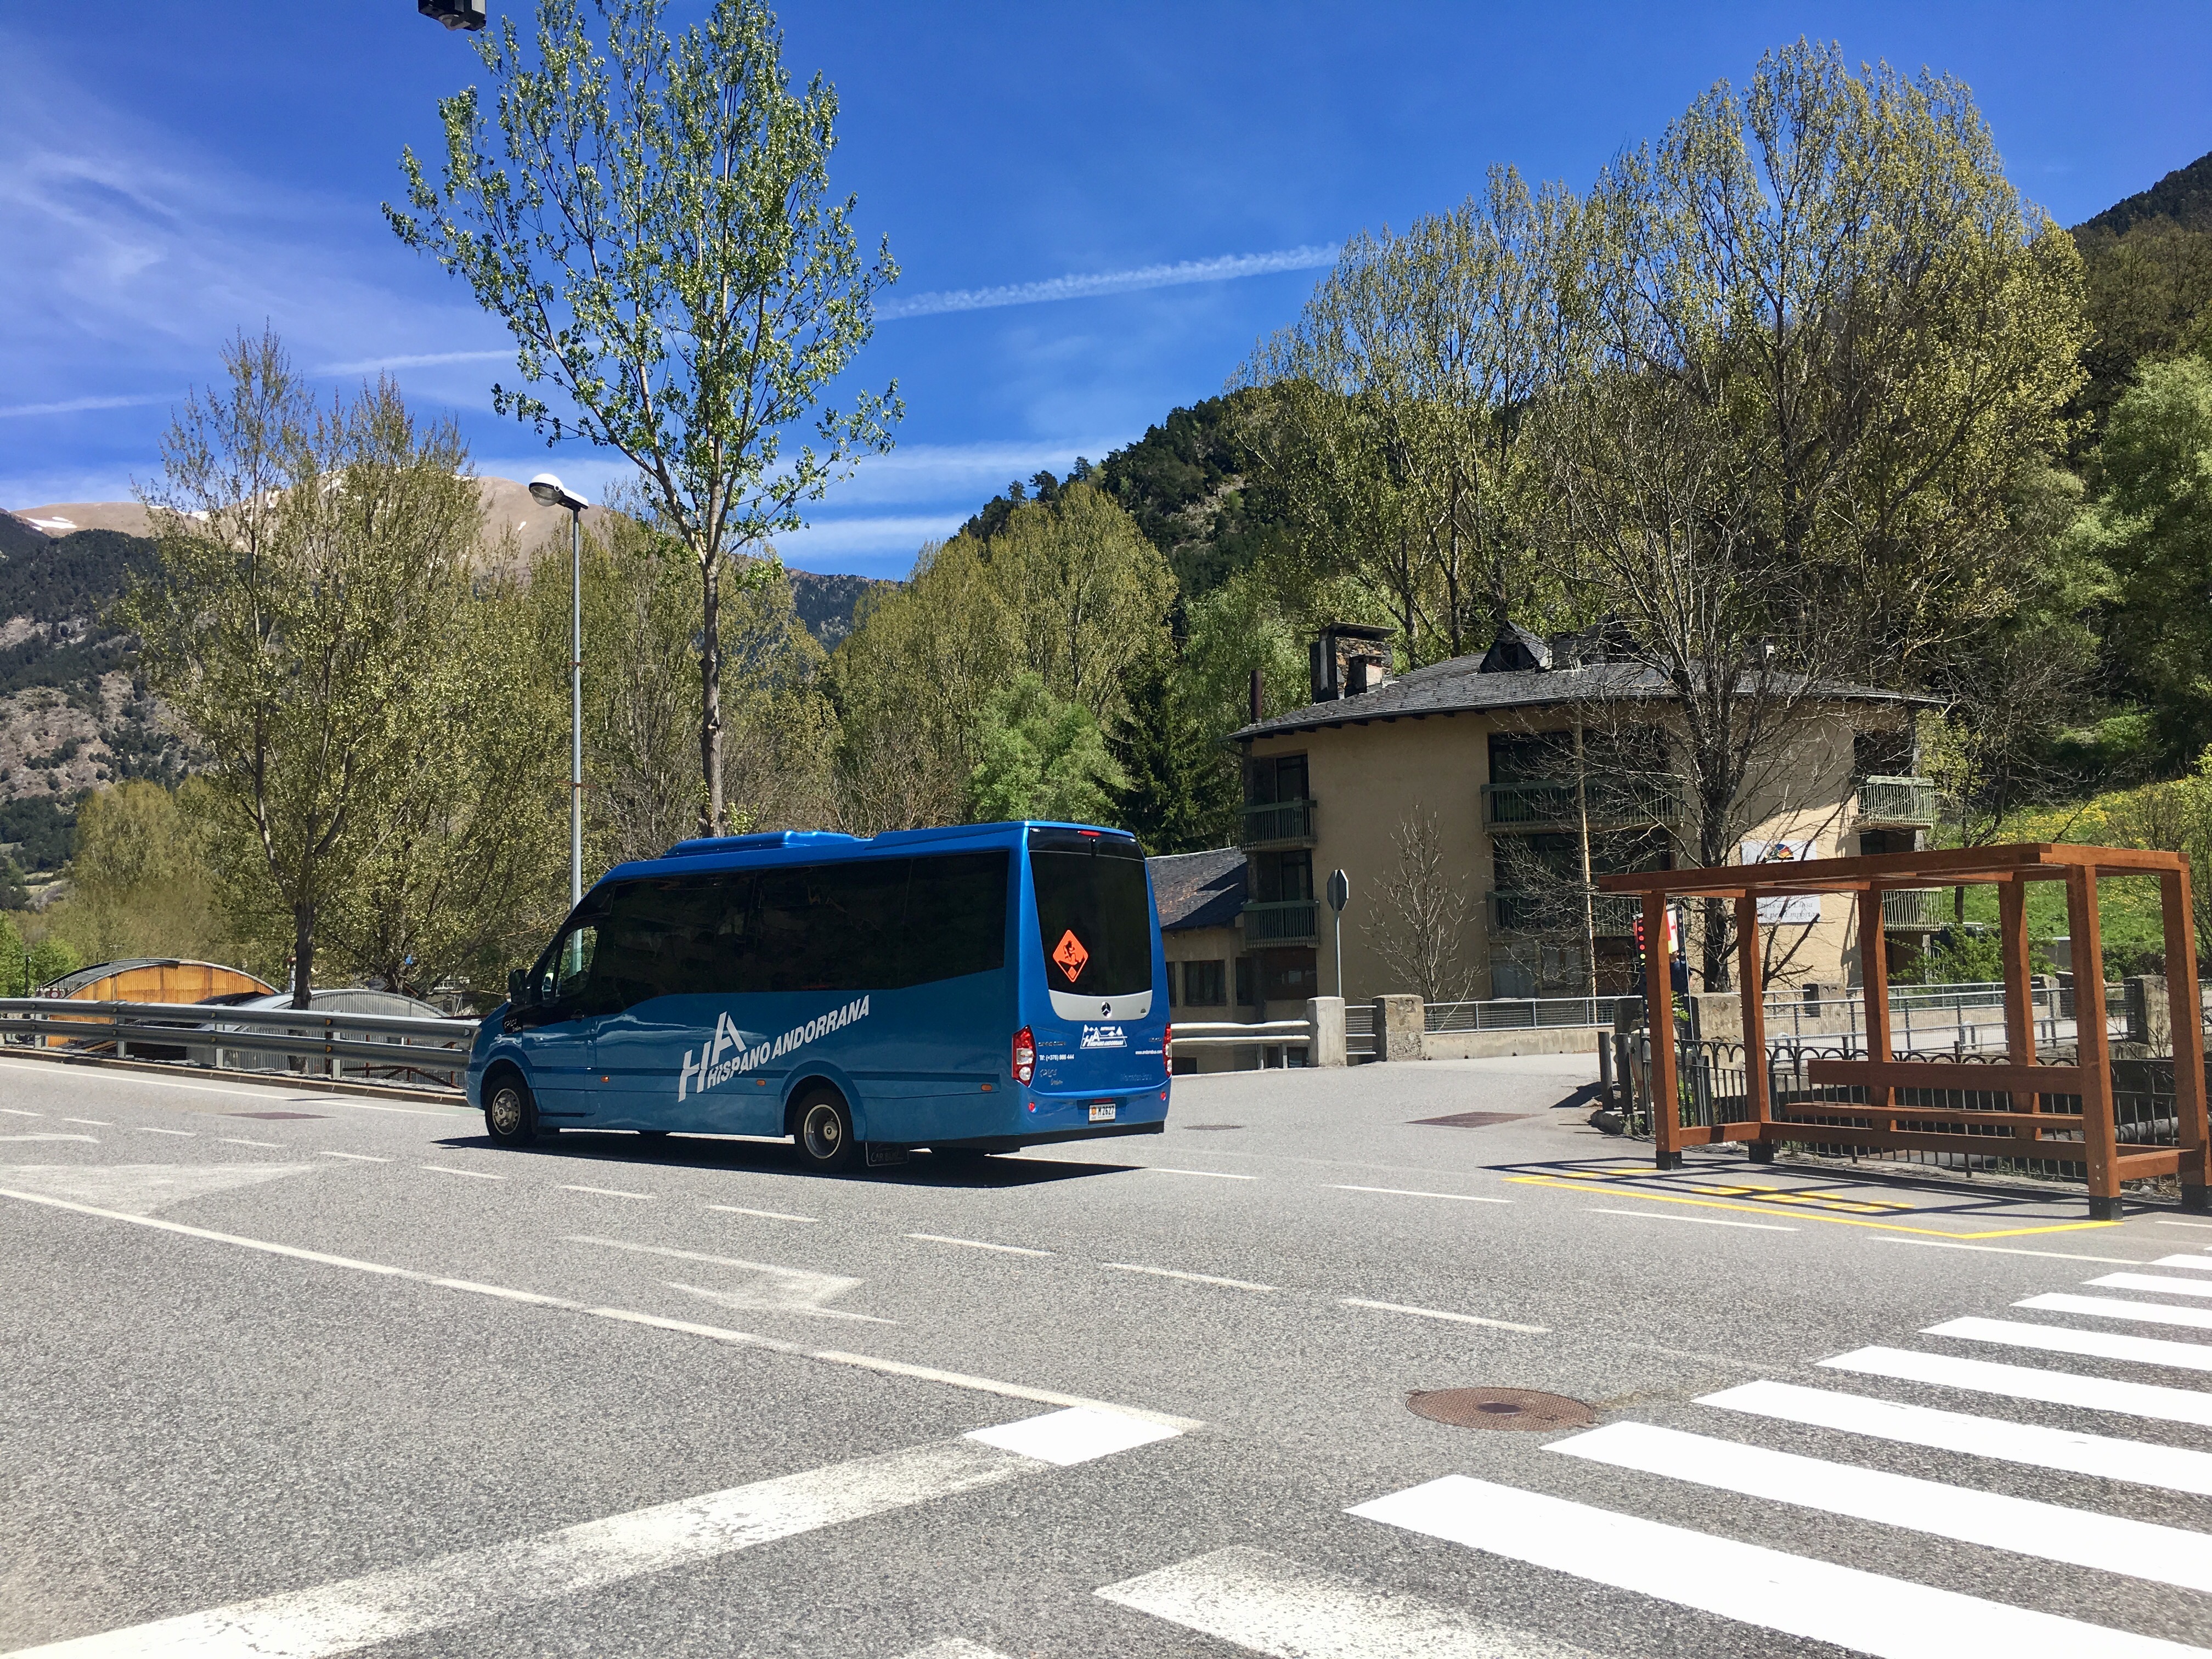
xmin=2068 ymin=863 xmax=2120 ymax=1220
xmin=1736 ymin=892 xmax=1772 ymax=1161
xmin=1646 ymin=891 xmax=1680 ymax=1169
xmin=1858 ymin=887 xmax=1893 ymax=1118
xmin=2162 ymin=865 xmax=2209 ymax=1209
xmin=1999 ymin=877 xmax=2039 ymax=1135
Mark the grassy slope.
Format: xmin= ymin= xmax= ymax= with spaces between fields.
xmin=1939 ymin=797 xmax=2172 ymax=974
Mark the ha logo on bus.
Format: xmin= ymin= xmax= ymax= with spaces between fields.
xmin=1081 ymin=1024 xmax=1126 ymax=1049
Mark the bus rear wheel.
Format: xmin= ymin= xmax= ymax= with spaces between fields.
xmin=794 ymin=1088 xmax=857 ymax=1174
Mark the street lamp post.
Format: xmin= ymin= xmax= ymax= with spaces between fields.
xmin=529 ymin=474 xmax=589 ymax=909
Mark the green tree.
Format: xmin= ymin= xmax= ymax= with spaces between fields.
xmin=389 ymin=0 xmax=899 ymax=834
xmin=1108 ymin=645 xmax=1239 ymax=853
xmin=966 ymin=673 xmax=1124 ymax=827
xmin=48 ymin=781 xmax=228 ymax=964
xmin=123 ymin=332 xmax=483 ymax=1006
xmin=2078 ymin=357 xmax=2212 ymax=763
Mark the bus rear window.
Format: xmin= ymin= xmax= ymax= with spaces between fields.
xmin=1029 ymin=834 xmax=1152 ymax=998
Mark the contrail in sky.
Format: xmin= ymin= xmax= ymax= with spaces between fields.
xmin=877 ymin=245 xmax=1340 ymax=320
xmin=318 ymin=348 xmax=514 ymax=375
xmin=0 ymin=392 xmax=174 ymax=419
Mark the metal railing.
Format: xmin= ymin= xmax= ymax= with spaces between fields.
xmin=1170 ymin=1018 xmax=1310 ymax=1069
xmin=1880 ymin=887 xmax=1948 ymax=930
xmin=1426 ymin=996 xmax=1629 ymax=1033
xmin=1486 ymin=890 xmax=1641 ymax=936
xmin=1855 ymin=775 xmax=1938 ymax=826
xmin=1242 ymin=899 xmax=1318 ymax=946
xmin=0 ymin=997 xmax=476 ymax=1088
xmin=1242 ymin=798 xmax=1316 ymax=847
xmin=1481 ymin=778 xmax=1681 ymax=831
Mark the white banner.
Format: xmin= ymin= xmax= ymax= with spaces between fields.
xmin=1742 ymin=839 xmax=1820 ymax=924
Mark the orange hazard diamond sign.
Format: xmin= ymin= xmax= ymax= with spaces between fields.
xmin=1052 ymin=928 xmax=1090 ymax=984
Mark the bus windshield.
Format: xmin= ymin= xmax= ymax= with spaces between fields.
xmin=1029 ymin=831 xmax=1152 ymax=998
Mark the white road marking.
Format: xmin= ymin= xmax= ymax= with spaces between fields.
xmin=1327 ymin=1183 xmax=1511 ymax=1205
xmin=8 ymin=1426 xmax=1084 ymax=1659
xmin=1148 ymin=1166 xmax=1257 ymax=1180
xmin=61 ymin=1118 xmax=110 ymax=1126
xmin=1350 ymin=1475 xmax=2203 ymax=1659
xmin=560 ymin=1184 xmax=653 ymax=1200
xmin=328 ymin=1100 xmax=462 ymax=1117
xmin=894 ymin=1642 xmax=1017 ymax=1659
xmin=420 ymin=1163 xmax=505 ymax=1181
xmin=706 ymin=1204 xmax=817 ymax=1223
xmin=217 ymin=1137 xmax=284 ymax=1149
xmin=563 ymin=1234 xmax=886 ymax=1323
xmin=2021 ymin=1292 xmax=2212 ymax=1332
xmin=2087 ymin=1271 xmax=2212 ymax=1300
xmin=1702 ymin=1378 xmax=2212 ymax=1498
xmin=0 ymin=1061 xmax=313 ymax=1101
xmin=1875 ymin=1238 xmax=2149 ymax=1265
xmin=1592 ymin=1207 xmax=1795 ymax=1232
xmin=0 ymin=1163 xmax=308 ymax=1214
xmin=2148 ymin=1254 xmax=2212 ymax=1271
xmin=907 ymin=1233 xmax=1054 ymax=1257
xmin=964 ymin=1406 xmax=1182 ymax=1466
xmin=0 ymin=1107 xmax=42 ymax=1116
xmin=1549 ymin=1419 xmax=2212 ymax=1594
xmin=1098 ymin=1544 xmax=1598 ymax=1658
xmin=0 ymin=1134 xmax=97 ymax=1143
xmin=1341 ymin=1297 xmax=1548 ymax=1334
xmin=135 ymin=1126 xmax=195 ymax=1138
xmin=0 ymin=1185 xmax=1203 ymax=1429
xmin=1821 ymin=1346 xmax=2212 ymax=1429
xmin=1927 ymin=1314 xmax=2212 ymax=1373
xmin=1105 ymin=1261 xmax=1276 ymax=1293
xmin=318 ymin=1151 xmax=390 ymax=1163
xmin=2152 ymin=1217 xmax=2212 ymax=1231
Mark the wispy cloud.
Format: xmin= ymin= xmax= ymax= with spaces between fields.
xmin=0 ymin=392 xmax=176 ymax=420
xmin=877 ymin=245 xmax=1339 ymax=320
xmin=318 ymin=348 xmax=515 ymax=375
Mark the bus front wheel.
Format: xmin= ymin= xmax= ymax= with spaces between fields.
xmin=484 ymin=1073 xmax=538 ymax=1148
xmin=794 ymin=1088 xmax=857 ymax=1174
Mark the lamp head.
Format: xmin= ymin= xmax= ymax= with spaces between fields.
xmin=527 ymin=473 xmax=586 ymax=511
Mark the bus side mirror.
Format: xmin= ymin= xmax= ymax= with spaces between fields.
xmin=507 ymin=968 xmax=528 ymax=1007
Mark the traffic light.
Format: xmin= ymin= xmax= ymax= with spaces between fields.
xmin=418 ymin=0 xmax=487 ymax=30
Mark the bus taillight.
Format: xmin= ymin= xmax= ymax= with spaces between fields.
xmin=1164 ymin=1024 xmax=1173 ymax=1077
xmin=1012 ymin=1026 xmax=1035 ymax=1086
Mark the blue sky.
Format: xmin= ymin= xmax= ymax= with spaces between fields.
xmin=3 ymin=2 xmax=2207 ymax=578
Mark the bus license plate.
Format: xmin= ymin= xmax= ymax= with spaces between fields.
xmin=1088 ymin=1102 xmax=1116 ymax=1122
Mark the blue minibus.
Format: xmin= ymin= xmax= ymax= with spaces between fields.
xmin=467 ymin=821 xmax=1171 ymax=1171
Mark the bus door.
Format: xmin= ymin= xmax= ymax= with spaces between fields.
xmin=511 ymin=908 xmax=607 ymax=1120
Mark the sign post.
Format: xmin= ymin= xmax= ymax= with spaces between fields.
xmin=1326 ymin=868 xmax=1350 ymax=998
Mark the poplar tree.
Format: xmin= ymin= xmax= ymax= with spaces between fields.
xmin=388 ymin=0 xmax=899 ymax=834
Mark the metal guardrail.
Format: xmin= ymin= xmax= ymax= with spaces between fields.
xmin=1170 ymin=1018 xmax=1310 ymax=1068
xmin=0 ymin=997 xmax=477 ymax=1086
xmin=1426 ymin=996 xmax=1629 ymax=1033
xmin=1242 ymin=798 xmax=1316 ymax=847
xmin=1855 ymin=775 xmax=1937 ymax=826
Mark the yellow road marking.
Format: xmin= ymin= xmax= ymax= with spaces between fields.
xmin=1506 ymin=1175 xmax=2121 ymax=1238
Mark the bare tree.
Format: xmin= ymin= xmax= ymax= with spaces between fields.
xmin=1363 ymin=812 xmax=1479 ymax=1003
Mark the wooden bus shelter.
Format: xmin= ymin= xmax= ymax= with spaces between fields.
xmin=1598 ymin=845 xmax=2210 ymax=1218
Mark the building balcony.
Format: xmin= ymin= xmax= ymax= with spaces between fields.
xmin=1242 ymin=899 xmax=1319 ymax=947
xmin=1487 ymin=890 xmax=1643 ymax=937
xmin=1856 ymin=775 xmax=1937 ymax=828
xmin=1242 ymin=797 xmax=1316 ymax=849
xmin=1481 ymin=777 xmax=1682 ymax=833
xmin=1881 ymin=886 xmax=1948 ymax=933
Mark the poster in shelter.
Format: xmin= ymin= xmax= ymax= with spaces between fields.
xmin=1742 ymin=839 xmax=1820 ymax=924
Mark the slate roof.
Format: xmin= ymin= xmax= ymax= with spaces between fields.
xmin=1148 ymin=847 xmax=1248 ymax=933
xmin=1230 ymin=655 xmax=1927 ymax=743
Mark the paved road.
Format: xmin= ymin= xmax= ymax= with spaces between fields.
xmin=5 ymin=1048 xmax=2212 ymax=1656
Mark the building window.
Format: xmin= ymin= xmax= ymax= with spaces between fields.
xmin=1235 ymin=955 xmax=1254 ymax=1008
xmin=1183 ymin=959 xmax=1226 ymax=1007
xmin=1166 ymin=964 xmax=1181 ymax=1008
xmin=1252 ymin=850 xmax=1313 ymax=902
xmin=1246 ymin=753 xmax=1308 ymax=805
xmin=1261 ymin=949 xmax=1318 ymax=1003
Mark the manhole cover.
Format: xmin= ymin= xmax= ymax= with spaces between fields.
xmin=1412 ymin=1111 xmax=1532 ymax=1129
xmin=1182 ymin=1124 xmax=1244 ymax=1132
xmin=1407 ymin=1388 xmax=1595 ymax=1430
xmin=227 ymin=1111 xmax=326 ymax=1120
